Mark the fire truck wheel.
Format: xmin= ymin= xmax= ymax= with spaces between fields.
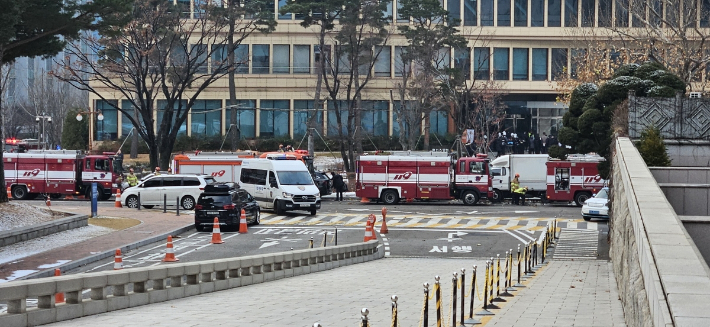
xmin=11 ymin=186 xmax=29 ymax=200
xmin=462 ymin=191 xmax=480 ymax=206
xmin=491 ymin=190 xmax=503 ymax=203
xmin=380 ymin=190 xmax=400 ymax=205
xmin=181 ymin=196 xmax=195 ymax=210
xmin=574 ymin=192 xmax=592 ymax=207
xmin=125 ymin=195 xmax=139 ymax=208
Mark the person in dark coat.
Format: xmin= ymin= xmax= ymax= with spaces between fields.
xmin=331 ymin=172 xmax=345 ymax=202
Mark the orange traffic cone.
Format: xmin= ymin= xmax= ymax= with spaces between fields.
xmin=115 ymin=189 xmax=122 ymax=208
xmin=6 ymin=187 xmax=11 ymax=200
xmin=114 ymin=249 xmax=123 ymax=270
xmin=360 ymin=197 xmax=370 ymax=203
xmin=211 ymin=217 xmax=224 ymax=244
xmin=65 ymin=194 xmax=74 ymax=200
xmin=162 ymin=235 xmax=179 ymax=262
xmin=380 ymin=207 xmax=389 ymax=234
xmin=54 ymin=269 xmax=65 ymax=303
xmin=238 ymin=209 xmax=248 ymax=234
xmin=45 ymin=197 xmax=51 ymax=207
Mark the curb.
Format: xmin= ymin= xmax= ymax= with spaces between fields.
xmin=22 ymin=223 xmax=196 ymax=280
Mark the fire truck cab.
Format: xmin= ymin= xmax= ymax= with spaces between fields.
xmin=546 ymin=154 xmax=607 ymax=206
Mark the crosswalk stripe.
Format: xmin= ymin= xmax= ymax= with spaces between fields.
xmin=553 ymin=229 xmax=599 ymax=260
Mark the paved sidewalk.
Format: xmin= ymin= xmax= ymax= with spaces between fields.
xmin=0 ymin=206 xmax=193 ymax=281
xmin=485 ymin=260 xmax=626 ymax=327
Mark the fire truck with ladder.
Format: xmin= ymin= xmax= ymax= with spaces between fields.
xmin=4 ymin=150 xmax=122 ymax=200
xmin=545 ymin=154 xmax=607 ymax=206
xmin=355 ymin=153 xmax=493 ymax=205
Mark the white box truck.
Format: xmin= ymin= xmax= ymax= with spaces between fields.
xmin=490 ymin=154 xmax=549 ymax=202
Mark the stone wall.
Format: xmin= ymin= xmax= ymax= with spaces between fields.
xmin=0 ymin=213 xmax=87 ymax=247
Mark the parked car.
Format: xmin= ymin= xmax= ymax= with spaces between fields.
xmin=581 ymin=187 xmax=610 ymax=221
xmin=122 ymin=174 xmax=216 ymax=210
xmin=194 ymin=183 xmax=260 ymax=231
xmin=313 ymin=171 xmax=332 ymax=196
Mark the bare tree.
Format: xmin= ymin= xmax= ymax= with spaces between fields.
xmin=57 ymin=0 xmax=275 ymax=169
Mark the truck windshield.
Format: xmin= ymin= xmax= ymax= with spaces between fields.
xmin=277 ymin=171 xmax=314 ymax=185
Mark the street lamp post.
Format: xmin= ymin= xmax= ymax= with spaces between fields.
xmin=35 ymin=115 xmax=52 ymax=150
xmin=76 ymin=108 xmax=104 ymax=153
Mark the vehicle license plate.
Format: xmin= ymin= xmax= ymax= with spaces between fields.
xmin=206 ymin=211 xmax=220 ymax=215
xmin=590 ymin=210 xmax=599 ymax=214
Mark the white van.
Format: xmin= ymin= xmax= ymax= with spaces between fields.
xmin=238 ymin=159 xmax=321 ymax=215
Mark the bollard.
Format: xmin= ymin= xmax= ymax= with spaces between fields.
xmin=361 ymin=308 xmax=369 ymax=327
xmin=525 ymin=242 xmax=534 ymax=276
xmin=515 ymin=244 xmax=525 ymax=287
xmin=423 ymin=282 xmax=430 ymax=327
xmin=435 ymin=275 xmax=442 ymax=327
xmin=492 ymin=254 xmax=506 ymax=303
xmin=464 ymin=266 xmax=481 ymax=324
xmin=452 ymin=272 xmax=458 ymax=327
xmin=460 ymin=268 xmax=466 ymax=326
xmin=507 ymin=249 xmax=516 ymax=292
xmin=391 ymin=295 xmax=398 ymax=327
xmin=500 ymin=251 xmax=513 ymax=297
xmin=542 ymin=232 xmax=547 ymax=263
xmin=137 ymin=192 xmax=141 ymax=210
xmin=309 ymin=237 xmax=314 ymax=249
xmin=476 ymin=262 xmax=494 ymax=316
xmin=533 ymin=242 xmax=538 ymax=269
xmin=176 ymin=197 xmax=180 ymax=216
xmin=380 ymin=206 xmax=389 ymax=234
xmin=334 ymin=227 xmax=338 ymax=246
xmin=163 ymin=194 xmax=167 ymax=213
xmin=321 ymin=233 xmax=327 ymax=247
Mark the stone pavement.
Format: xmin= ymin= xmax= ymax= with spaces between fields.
xmin=44 ymin=257 xmax=626 ymax=327
xmin=485 ymin=260 xmax=626 ymax=327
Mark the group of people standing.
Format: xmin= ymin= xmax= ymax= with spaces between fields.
xmin=490 ymin=131 xmax=558 ymax=156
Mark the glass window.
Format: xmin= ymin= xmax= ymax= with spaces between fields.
xmin=327 ymin=100 xmax=348 ymax=136
xmin=435 ymin=47 xmax=451 ymax=73
xmin=497 ymin=0 xmax=511 ymax=26
xmin=293 ymin=45 xmax=310 ymax=74
xmin=395 ymin=46 xmax=409 ymax=77
xmin=581 ymin=0 xmax=594 ymax=26
xmin=337 ymin=48 xmax=351 ymax=74
xmin=570 ymin=48 xmax=585 ymax=79
xmin=703 ymin=0 xmax=710 ymax=28
xmin=163 ymin=177 xmax=182 ymax=187
xmin=463 ymin=0 xmax=477 ymax=25
xmin=192 ymin=44 xmax=208 ymax=74
xmin=229 ymin=100 xmax=256 ymax=138
xmin=259 ymin=100 xmax=289 ymax=137
xmin=278 ymin=0 xmax=292 ymax=19
xmin=121 ymin=100 xmax=139 ymax=136
xmin=273 ymin=44 xmax=290 ymax=74
xmin=211 ymin=44 xmax=226 ymax=72
xmin=191 ymin=100 xmax=222 ymax=136
xmin=532 ymin=48 xmax=548 ymax=81
xmin=143 ymin=178 xmax=162 ymax=188
xmin=454 ymin=47 xmax=471 ymax=80
xmin=531 ymin=0 xmax=544 ymax=26
xmin=96 ymin=100 xmax=118 ymax=141
xmin=392 ymin=101 xmax=415 ymax=136
xmin=293 ymin=100 xmax=323 ymax=137
xmin=474 ymin=47 xmax=490 ymax=80
xmin=384 ymin=1 xmax=393 ymax=20
xmin=548 ymin=0 xmax=561 ymax=26
xmin=512 ymin=48 xmax=528 ymax=80
xmin=235 ymin=44 xmax=249 ymax=74
xmin=598 ymin=0 xmax=612 ymax=27
xmin=430 ymin=110 xmax=448 ymax=136
xmin=157 ymin=100 xmax=187 ymax=135
xmin=183 ymin=177 xmax=200 ymax=186
xmin=551 ymin=48 xmax=568 ymax=80
xmin=397 ymin=0 xmax=409 ymax=22
xmin=615 ymin=0 xmax=628 ymax=27
xmin=565 ymin=0 xmax=578 ymax=27
xmin=631 ymin=0 xmax=643 ymax=27
xmin=448 ymin=0 xmax=461 ymax=25
xmin=252 ymin=44 xmax=270 ymax=74
xmin=375 ymin=46 xmax=392 ymax=77
xmin=481 ymin=0 xmax=494 ymax=25
xmin=493 ymin=48 xmax=509 ymax=80
xmin=360 ymin=101 xmax=389 ymax=136
xmin=514 ymin=0 xmax=527 ymax=26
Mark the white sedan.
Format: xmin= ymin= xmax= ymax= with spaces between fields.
xmin=581 ymin=187 xmax=609 ymax=221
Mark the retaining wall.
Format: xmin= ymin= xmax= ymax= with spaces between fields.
xmin=0 ymin=240 xmax=382 ymax=327
xmin=0 ymin=213 xmax=87 ymax=247
xmin=611 ymin=138 xmax=710 ymax=326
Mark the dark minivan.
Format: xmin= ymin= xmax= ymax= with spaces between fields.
xmin=194 ymin=184 xmax=260 ymax=231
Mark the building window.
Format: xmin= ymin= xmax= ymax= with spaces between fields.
xmin=454 ymin=47 xmax=471 ymax=80
xmin=395 ymin=46 xmax=409 ymax=77
xmin=565 ymin=0 xmax=578 ymax=27
xmin=337 ymin=48 xmax=351 ymax=74
xmin=235 ymin=44 xmax=249 ymax=74
xmin=532 ymin=48 xmax=548 ymax=81
xmin=157 ymin=100 xmax=188 ymax=135
xmin=530 ymin=0 xmax=543 ymax=26
xmin=375 ymin=46 xmax=392 ymax=77
xmin=192 ymin=44 xmax=208 ymax=74
xmin=120 ymin=100 xmax=138 ymax=136
xmin=615 ymin=0 xmax=628 ymax=27
xmin=474 ymin=47 xmax=490 ymax=80
xmin=514 ymin=0 xmax=527 ymax=26
xmin=191 ymin=100 xmax=222 ymax=136
xmin=512 ymin=48 xmax=528 ymax=80
xmin=278 ymin=0 xmax=292 ymax=19
xmin=598 ymin=0 xmax=612 ymax=27
xmin=327 ymin=100 xmax=349 ymax=136
xmin=481 ymin=0 xmax=494 ymax=25
xmin=384 ymin=1 xmax=393 ymax=21
xmin=293 ymin=45 xmax=310 ymax=74
xmin=229 ymin=100 xmax=256 ymax=138
xmin=259 ymin=100 xmax=289 ymax=137
xmin=252 ymin=44 xmax=270 ymax=74
xmin=702 ymin=0 xmax=710 ymax=28
xmin=551 ymin=48 xmax=568 ymax=80
xmin=96 ymin=100 xmax=118 ymax=141
xmin=397 ymin=0 xmax=409 ymax=22
xmin=570 ymin=48 xmax=585 ymax=79
xmin=430 ymin=110 xmax=448 ymax=136
xmin=548 ymin=0 xmax=561 ymax=26
xmin=211 ymin=44 xmax=226 ymax=72
xmin=273 ymin=44 xmax=290 ymax=74
xmin=435 ymin=47 xmax=451 ymax=77
xmin=493 ymin=48 xmax=509 ymax=80
xmin=464 ymin=0 xmax=477 ymax=26
xmin=631 ymin=0 xmax=643 ymax=27
xmin=498 ymin=0 xmax=511 ymax=26
xmin=448 ymin=0 xmax=461 ymax=25
xmin=294 ymin=100 xmax=323 ymax=137
xmin=392 ymin=101 xmax=416 ymax=136
xmin=581 ymin=0 xmax=595 ymax=26
xmin=361 ymin=101 xmax=389 ymax=136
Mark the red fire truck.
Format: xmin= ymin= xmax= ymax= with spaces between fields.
xmin=545 ymin=155 xmax=607 ymax=206
xmin=356 ymin=154 xmax=493 ymax=205
xmin=4 ymin=150 xmax=122 ymax=200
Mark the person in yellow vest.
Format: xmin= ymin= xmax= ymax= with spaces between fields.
xmin=511 ymin=173 xmax=528 ymax=205
xmin=126 ymin=168 xmax=139 ymax=188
